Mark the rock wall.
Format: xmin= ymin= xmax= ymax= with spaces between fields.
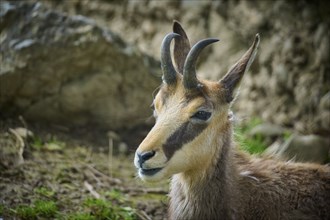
xmin=1 ymin=0 xmax=329 ymax=135
xmin=0 ymin=1 xmax=159 ymax=129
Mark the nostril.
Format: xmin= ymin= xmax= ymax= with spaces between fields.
xmin=141 ymin=151 xmax=156 ymax=161
xmin=138 ymin=151 xmax=156 ymax=166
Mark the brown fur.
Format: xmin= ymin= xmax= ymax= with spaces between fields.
xmin=169 ymin=125 xmax=330 ymax=220
xmin=134 ymin=22 xmax=330 ymax=220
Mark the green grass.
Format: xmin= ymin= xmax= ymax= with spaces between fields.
xmin=6 ymin=197 xmax=138 ymax=220
xmin=66 ymin=212 xmax=96 ymax=220
xmin=64 ymin=197 xmax=137 ymax=220
xmin=3 ymin=189 xmax=137 ymax=220
xmin=0 ymin=204 xmax=4 ymax=216
xmin=31 ymin=135 xmax=43 ymax=150
xmin=15 ymin=205 xmax=36 ymax=220
xmin=34 ymin=200 xmax=58 ymax=218
xmin=283 ymin=130 xmax=292 ymax=141
xmin=12 ymin=200 xmax=58 ymax=219
xmin=0 ymin=127 xmax=149 ymax=220
xmin=34 ymin=187 xmax=56 ymax=198
xmin=84 ymin=198 xmax=113 ymax=220
xmin=2 ymin=134 xmax=139 ymax=220
xmin=31 ymin=135 xmax=65 ymax=151
xmin=235 ymin=118 xmax=268 ymax=155
xmin=106 ymin=189 xmax=125 ymax=202
xmin=78 ymin=197 xmax=136 ymax=220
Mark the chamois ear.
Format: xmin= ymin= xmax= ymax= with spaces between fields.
xmin=173 ymin=20 xmax=191 ymax=74
xmin=220 ymin=34 xmax=260 ymax=103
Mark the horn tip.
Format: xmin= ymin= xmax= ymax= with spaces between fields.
xmin=255 ymin=33 xmax=260 ymax=43
xmin=207 ymin=38 xmax=220 ymax=45
xmin=203 ymin=38 xmax=220 ymax=44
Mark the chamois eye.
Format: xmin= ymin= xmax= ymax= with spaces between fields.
xmin=191 ymin=111 xmax=211 ymax=121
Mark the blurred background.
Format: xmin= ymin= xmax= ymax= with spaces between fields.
xmin=0 ymin=0 xmax=329 ymax=219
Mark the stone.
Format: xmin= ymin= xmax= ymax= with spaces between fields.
xmin=320 ymin=92 xmax=330 ymax=110
xmin=0 ymin=129 xmax=25 ymax=168
xmin=11 ymin=127 xmax=34 ymax=139
xmin=0 ymin=1 xmax=159 ymax=130
xmin=266 ymin=134 xmax=330 ymax=164
xmin=249 ymin=123 xmax=287 ymax=139
xmin=320 ymin=111 xmax=330 ymax=131
xmin=1 ymin=0 xmax=329 ymax=136
xmin=107 ymin=131 xmax=120 ymax=141
xmin=118 ymin=142 xmax=128 ymax=155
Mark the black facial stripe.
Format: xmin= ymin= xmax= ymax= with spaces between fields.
xmin=162 ymin=121 xmax=208 ymax=159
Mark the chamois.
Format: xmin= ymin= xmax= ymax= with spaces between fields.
xmin=134 ymin=21 xmax=330 ymax=220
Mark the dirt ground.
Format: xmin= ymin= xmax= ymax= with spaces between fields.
xmin=0 ymin=119 xmax=168 ymax=219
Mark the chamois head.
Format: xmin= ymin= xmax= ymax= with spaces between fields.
xmin=134 ymin=21 xmax=259 ymax=182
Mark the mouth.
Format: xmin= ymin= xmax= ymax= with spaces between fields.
xmin=139 ymin=167 xmax=163 ymax=176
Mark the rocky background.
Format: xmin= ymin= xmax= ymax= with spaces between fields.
xmin=0 ymin=1 xmax=329 ymax=219
xmin=1 ymin=0 xmax=329 ymax=156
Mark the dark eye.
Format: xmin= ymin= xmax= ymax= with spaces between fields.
xmin=191 ymin=111 xmax=211 ymax=121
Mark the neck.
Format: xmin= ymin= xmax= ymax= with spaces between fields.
xmin=169 ymin=124 xmax=239 ymax=220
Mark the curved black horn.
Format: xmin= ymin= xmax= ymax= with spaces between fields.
xmin=183 ymin=38 xmax=219 ymax=89
xmin=161 ymin=33 xmax=180 ymax=85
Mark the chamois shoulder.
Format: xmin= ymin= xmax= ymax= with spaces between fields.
xmin=234 ymin=148 xmax=330 ymax=182
xmin=233 ymin=149 xmax=330 ymax=219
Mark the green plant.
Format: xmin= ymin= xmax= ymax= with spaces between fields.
xmin=83 ymin=198 xmax=137 ymax=220
xmin=34 ymin=200 xmax=57 ymax=218
xmin=0 ymin=204 xmax=4 ymax=216
xmin=31 ymin=135 xmax=66 ymax=151
xmin=45 ymin=136 xmax=66 ymax=151
xmin=13 ymin=200 xmax=58 ymax=219
xmin=66 ymin=213 xmax=96 ymax=220
xmin=31 ymin=136 xmax=43 ymax=150
xmin=107 ymin=189 xmax=125 ymax=202
xmin=117 ymin=206 xmax=136 ymax=220
xmin=283 ymin=130 xmax=292 ymax=140
xmin=237 ymin=133 xmax=267 ymax=154
xmin=34 ymin=187 xmax=56 ymax=198
xmin=235 ymin=118 xmax=267 ymax=155
xmin=84 ymin=198 xmax=112 ymax=219
xmin=239 ymin=118 xmax=263 ymax=133
xmin=15 ymin=205 xmax=36 ymax=220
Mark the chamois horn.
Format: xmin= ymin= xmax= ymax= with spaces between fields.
xmin=183 ymin=38 xmax=219 ymax=89
xmin=161 ymin=33 xmax=180 ymax=85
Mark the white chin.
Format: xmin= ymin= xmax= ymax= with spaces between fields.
xmin=138 ymin=168 xmax=165 ymax=182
